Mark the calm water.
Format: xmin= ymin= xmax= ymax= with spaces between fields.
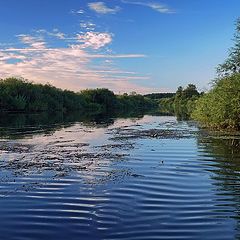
xmin=0 ymin=113 xmax=240 ymax=240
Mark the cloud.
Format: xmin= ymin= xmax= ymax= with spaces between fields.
xmin=34 ymin=29 xmax=66 ymax=40
xmin=49 ymin=29 xmax=66 ymax=39
xmin=70 ymin=9 xmax=85 ymax=15
xmin=0 ymin=32 xmax=150 ymax=93
xmin=17 ymin=34 xmax=46 ymax=48
xmin=30 ymin=29 xmax=112 ymax=49
xmin=0 ymin=52 xmax=26 ymax=61
xmin=122 ymin=1 xmax=175 ymax=14
xmin=1 ymin=48 xmax=146 ymax=58
xmin=77 ymin=32 xmax=112 ymax=49
xmin=92 ymin=53 xmax=146 ymax=58
xmin=80 ymin=22 xmax=96 ymax=31
xmin=88 ymin=2 xmax=121 ymax=14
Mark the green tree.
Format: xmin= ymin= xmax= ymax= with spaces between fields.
xmin=217 ymin=18 xmax=240 ymax=76
xmin=182 ymin=84 xmax=199 ymax=99
xmin=80 ymin=88 xmax=117 ymax=111
xmin=192 ymin=73 xmax=240 ymax=130
xmin=0 ymin=77 xmax=158 ymax=114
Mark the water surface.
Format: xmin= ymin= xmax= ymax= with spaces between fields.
xmin=0 ymin=113 xmax=240 ymax=240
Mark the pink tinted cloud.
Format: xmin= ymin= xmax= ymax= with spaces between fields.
xmin=0 ymin=31 xmax=153 ymax=94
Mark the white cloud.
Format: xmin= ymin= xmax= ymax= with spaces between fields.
xmin=92 ymin=53 xmax=146 ymax=58
xmin=34 ymin=29 xmax=66 ymax=40
xmin=77 ymin=32 xmax=112 ymax=49
xmin=70 ymin=9 xmax=85 ymax=15
xmin=80 ymin=22 xmax=96 ymax=31
xmin=147 ymin=3 xmax=174 ymax=13
xmin=88 ymin=2 xmax=121 ymax=14
xmin=122 ymin=1 xmax=175 ymax=14
xmin=17 ymin=34 xmax=46 ymax=49
xmin=76 ymin=9 xmax=85 ymax=14
xmin=0 ymin=32 xmax=150 ymax=93
xmin=49 ymin=29 xmax=66 ymax=39
xmin=0 ymin=52 xmax=26 ymax=61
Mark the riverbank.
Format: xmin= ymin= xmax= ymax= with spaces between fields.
xmin=0 ymin=77 xmax=157 ymax=114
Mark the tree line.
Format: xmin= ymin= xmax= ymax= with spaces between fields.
xmin=192 ymin=18 xmax=240 ymax=130
xmin=159 ymin=18 xmax=240 ymax=130
xmin=0 ymin=77 xmax=157 ymax=113
xmin=1 ymin=19 xmax=240 ymax=130
xmin=158 ymin=84 xmax=202 ymax=120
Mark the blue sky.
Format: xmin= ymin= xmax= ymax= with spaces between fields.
xmin=0 ymin=0 xmax=239 ymax=93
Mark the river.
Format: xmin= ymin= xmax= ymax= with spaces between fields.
xmin=0 ymin=113 xmax=240 ymax=240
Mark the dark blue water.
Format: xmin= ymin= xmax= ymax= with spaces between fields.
xmin=0 ymin=114 xmax=240 ymax=240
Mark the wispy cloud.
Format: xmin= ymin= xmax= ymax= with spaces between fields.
xmin=0 ymin=31 xmax=149 ymax=93
xmin=71 ymin=9 xmax=85 ymax=15
xmin=88 ymin=2 xmax=121 ymax=14
xmin=17 ymin=34 xmax=46 ymax=49
xmin=77 ymin=32 xmax=112 ymax=49
xmin=122 ymin=1 xmax=175 ymax=14
xmin=48 ymin=29 xmax=66 ymax=39
xmin=35 ymin=29 xmax=66 ymax=40
xmin=80 ymin=22 xmax=96 ymax=31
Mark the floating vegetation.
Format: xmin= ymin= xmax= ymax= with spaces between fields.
xmin=109 ymin=127 xmax=194 ymax=141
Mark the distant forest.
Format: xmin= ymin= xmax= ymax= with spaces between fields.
xmin=144 ymin=93 xmax=175 ymax=100
xmin=0 ymin=77 xmax=157 ymax=113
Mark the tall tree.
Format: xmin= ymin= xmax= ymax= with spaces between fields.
xmin=217 ymin=18 xmax=240 ymax=76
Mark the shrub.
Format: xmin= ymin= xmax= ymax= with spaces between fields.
xmin=192 ymin=74 xmax=240 ymax=130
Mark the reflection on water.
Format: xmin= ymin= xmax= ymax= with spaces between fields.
xmin=0 ymin=111 xmax=146 ymax=139
xmin=197 ymin=132 xmax=240 ymax=238
xmin=0 ymin=113 xmax=240 ymax=239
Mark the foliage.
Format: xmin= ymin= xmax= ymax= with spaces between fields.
xmin=193 ymin=18 xmax=240 ymax=130
xmin=0 ymin=77 xmax=85 ymax=112
xmin=80 ymin=88 xmax=117 ymax=112
xmin=192 ymin=73 xmax=240 ymax=130
xmin=144 ymin=92 xmax=175 ymax=100
xmin=116 ymin=93 xmax=157 ymax=111
xmin=0 ymin=77 xmax=158 ymax=114
xmin=159 ymin=84 xmax=201 ymax=120
xmin=217 ymin=18 xmax=240 ymax=76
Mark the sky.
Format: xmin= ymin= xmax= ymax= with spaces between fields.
xmin=0 ymin=0 xmax=239 ymax=93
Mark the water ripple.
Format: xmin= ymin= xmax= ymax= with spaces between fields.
xmin=0 ymin=115 xmax=239 ymax=239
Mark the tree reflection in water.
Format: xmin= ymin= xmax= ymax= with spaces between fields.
xmin=197 ymin=131 xmax=240 ymax=237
